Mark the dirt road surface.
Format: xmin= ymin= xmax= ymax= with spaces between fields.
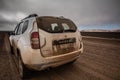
xmin=0 ymin=33 xmax=120 ymax=80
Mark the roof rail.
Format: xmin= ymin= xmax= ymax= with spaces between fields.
xmin=22 ymin=14 xmax=38 ymax=20
xmin=28 ymin=14 xmax=38 ymax=17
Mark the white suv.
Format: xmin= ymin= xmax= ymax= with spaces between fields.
xmin=9 ymin=14 xmax=83 ymax=78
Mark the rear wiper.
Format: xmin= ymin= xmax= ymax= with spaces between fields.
xmin=64 ymin=29 xmax=75 ymax=32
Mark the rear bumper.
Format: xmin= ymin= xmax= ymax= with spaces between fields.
xmin=25 ymin=44 xmax=83 ymax=70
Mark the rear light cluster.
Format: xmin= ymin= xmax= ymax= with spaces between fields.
xmin=31 ymin=32 xmax=40 ymax=49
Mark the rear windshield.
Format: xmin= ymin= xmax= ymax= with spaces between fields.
xmin=36 ymin=17 xmax=77 ymax=33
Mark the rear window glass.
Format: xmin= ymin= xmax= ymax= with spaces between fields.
xmin=51 ymin=23 xmax=58 ymax=31
xmin=62 ymin=23 xmax=70 ymax=30
xmin=36 ymin=17 xmax=77 ymax=33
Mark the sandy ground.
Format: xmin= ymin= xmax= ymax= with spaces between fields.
xmin=0 ymin=34 xmax=120 ymax=80
xmin=0 ymin=33 xmax=20 ymax=80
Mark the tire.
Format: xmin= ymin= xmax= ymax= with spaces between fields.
xmin=10 ymin=46 xmax=14 ymax=55
xmin=68 ymin=59 xmax=77 ymax=64
xmin=18 ymin=55 xmax=29 ymax=78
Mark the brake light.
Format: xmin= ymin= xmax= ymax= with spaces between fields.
xmin=31 ymin=32 xmax=40 ymax=49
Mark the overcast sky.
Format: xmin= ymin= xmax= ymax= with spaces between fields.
xmin=0 ymin=0 xmax=120 ymax=30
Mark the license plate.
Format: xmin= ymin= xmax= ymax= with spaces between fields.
xmin=60 ymin=44 xmax=73 ymax=49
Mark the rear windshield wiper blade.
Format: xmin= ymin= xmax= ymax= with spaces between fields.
xmin=64 ymin=29 xmax=75 ymax=32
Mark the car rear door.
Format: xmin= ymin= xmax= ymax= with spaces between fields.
xmin=37 ymin=17 xmax=80 ymax=57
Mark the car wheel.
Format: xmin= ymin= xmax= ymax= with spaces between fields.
xmin=10 ymin=46 xmax=14 ymax=54
xmin=18 ymin=55 xmax=29 ymax=78
xmin=69 ymin=59 xmax=77 ymax=64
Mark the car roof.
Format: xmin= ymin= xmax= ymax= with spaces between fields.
xmin=36 ymin=16 xmax=71 ymax=21
xmin=21 ymin=14 xmax=71 ymax=21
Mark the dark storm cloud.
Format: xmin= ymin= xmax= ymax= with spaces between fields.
xmin=0 ymin=0 xmax=120 ymax=25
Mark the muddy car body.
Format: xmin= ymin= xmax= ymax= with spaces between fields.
xmin=9 ymin=14 xmax=83 ymax=77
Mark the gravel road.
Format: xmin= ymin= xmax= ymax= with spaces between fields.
xmin=0 ymin=34 xmax=120 ymax=80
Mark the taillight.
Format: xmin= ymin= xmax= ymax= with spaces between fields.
xmin=31 ymin=32 xmax=40 ymax=49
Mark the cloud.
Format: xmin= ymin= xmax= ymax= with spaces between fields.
xmin=0 ymin=0 xmax=120 ymax=25
xmin=0 ymin=11 xmax=27 ymax=22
